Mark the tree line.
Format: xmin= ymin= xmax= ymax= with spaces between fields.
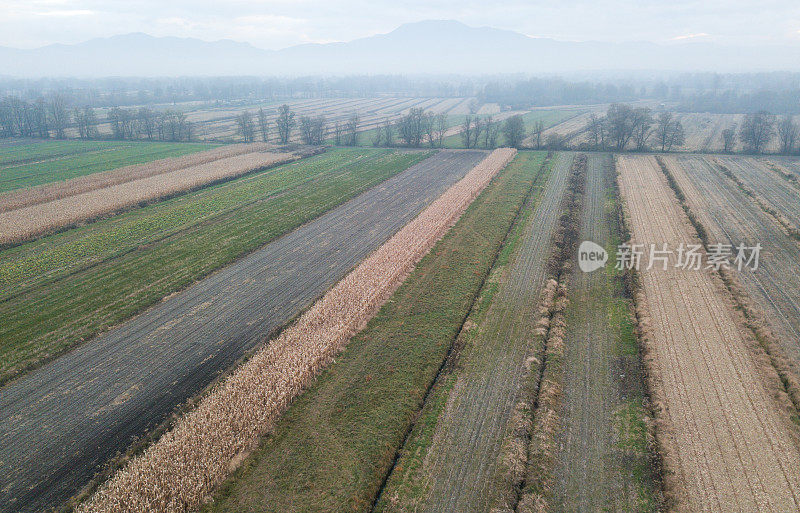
xmin=579 ymin=104 xmax=798 ymax=154
xmin=0 ymin=96 xmax=194 ymax=141
xmin=234 ymin=105 xmax=361 ymax=146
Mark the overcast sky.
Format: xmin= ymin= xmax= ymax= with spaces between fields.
xmin=2 ymin=0 xmax=800 ymax=49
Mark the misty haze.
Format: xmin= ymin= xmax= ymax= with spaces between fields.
xmin=2 ymin=2 xmax=800 ymax=513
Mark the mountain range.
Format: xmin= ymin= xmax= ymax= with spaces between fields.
xmin=2 ymin=20 xmax=799 ymax=77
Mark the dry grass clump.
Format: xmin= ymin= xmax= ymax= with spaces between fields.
xmin=491 ymin=279 xmax=557 ymax=513
xmin=0 ymin=144 xmax=268 ymax=213
xmin=78 ymin=148 xmax=517 ymax=513
xmin=0 ymin=149 xmax=296 ymax=245
xmin=490 ymin=154 xmax=587 ymax=513
xmin=516 ymin=156 xmax=586 ymax=512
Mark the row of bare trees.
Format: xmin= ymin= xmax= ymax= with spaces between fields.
xmin=105 ymin=107 xmax=193 ymax=142
xmin=736 ymin=112 xmax=798 ymax=154
xmin=583 ymin=104 xmax=686 ymax=152
xmin=0 ymin=96 xmax=195 ymax=142
xmin=0 ymin=95 xmax=71 ymax=139
xmin=372 ymin=108 xmax=448 ymax=148
xmin=236 ymin=105 xmax=360 ymax=146
xmin=583 ymin=104 xmax=800 ymax=154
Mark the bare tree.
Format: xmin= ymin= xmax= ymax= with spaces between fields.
xmin=276 ymin=104 xmax=295 ymax=145
xmin=138 ymin=108 xmax=156 ymax=140
xmin=398 ymin=108 xmax=427 ymax=147
xmin=471 ymin=116 xmax=483 ymax=149
xmin=468 ymin=99 xmax=480 ymax=115
xmin=33 ymin=98 xmax=49 ymax=138
xmin=461 ymin=115 xmax=474 ymax=149
xmin=0 ymin=99 xmax=15 ymax=138
xmin=424 ymin=112 xmax=437 ymax=148
xmin=632 ymin=107 xmax=654 ymax=151
xmin=334 ymin=121 xmax=343 ymax=145
xmin=161 ymin=110 xmax=192 ymax=141
xmin=587 ymin=113 xmax=605 ymax=150
xmin=380 ymin=118 xmax=394 ymax=147
xmin=722 ymin=126 xmax=736 ymax=153
xmin=299 ymin=115 xmax=327 ymax=145
xmin=108 ymin=107 xmax=125 ymax=139
xmin=482 ymin=115 xmax=494 ymax=148
xmin=257 ymin=108 xmax=269 ymax=142
xmin=486 ymin=121 xmax=501 ymax=149
xmin=777 ymin=115 xmax=798 ymax=154
xmin=236 ymin=111 xmax=256 ymax=142
xmin=502 ymin=115 xmax=526 ymax=148
xmin=528 ymin=119 xmax=545 ymax=149
xmin=434 ymin=113 xmax=447 ymax=148
xmin=739 ymin=111 xmax=776 ymax=154
xmin=47 ymin=94 xmax=69 ymax=139
xmin=655 ymin=112 xmax=684 ymax=152
xmin=344 ymin=113 xmax=359 ymax=146
xmin=606 ymin=103 xmax=637 ymax=151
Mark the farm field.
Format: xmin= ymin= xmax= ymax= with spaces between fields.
xmin=204 ymin=151 xmax=546 ymax=513
xmin=0 ymin=148 xmax=431 ymax=383
xmin=0 ymin=139 xmax=216 ymax=192
xmin=675 ymin=113 xmax=743 ymax=153
xmin=0 ymin=150 xmax=486 ymax=512
xmin=661 ymin=155 xmax=800 ymax=368
xmin=372 ymin=152 xmax=570 ymax=513
xmin=617 ymin=155 xmax=800 ymax=511
xmin=0 ymin=145 xmax=298 ymax=244
xmin=717 ymin=156 xmax=800 ymax=229
xmin=0 ymin=143 xmax=276 ymax=214
xmin=552 ymin=154 xmax=657 ymax=511
xmin=527 ymin=110 xmax=595 ymax=148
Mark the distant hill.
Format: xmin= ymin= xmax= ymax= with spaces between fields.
xmin=2 ymin=20 xmax=800 ymax=77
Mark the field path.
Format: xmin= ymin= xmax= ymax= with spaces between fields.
xmin=552 ymin=154 xmax=655 ymax=511
xmin=0 ymin=150 xmax=487 ymax=513
xmin=618 ymin=155 xmax=800 ymax=512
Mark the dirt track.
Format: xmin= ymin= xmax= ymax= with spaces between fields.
xmin=618 ymin=155 xmax=800 ymax=512
xmin=552 ymin=154 xmax=654 ymax=511
xmin=0 ymin=150 xmax=487 ymax=513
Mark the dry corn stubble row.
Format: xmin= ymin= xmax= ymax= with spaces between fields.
xmin=0 ymin=144 xmax=268 ymax=213
xmin=0 ymin=149 xmax=296 ymax=245
xmin=78 ymin=148 xmax=517 ymax=513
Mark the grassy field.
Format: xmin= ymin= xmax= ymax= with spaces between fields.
xmin=204 ymin=152 xmax=546 ymax=513
xmin=0 ymin=139 xmax=217 ymax=192
xmin=0 ymin=148 xmax=430 ymax=384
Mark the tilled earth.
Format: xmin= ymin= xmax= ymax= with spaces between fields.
xmin=618 ymin=155 xmax=800 ymax=512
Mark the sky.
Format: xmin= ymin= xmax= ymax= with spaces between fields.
xmin=2 ymin=0 xmax=800 ymax=49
